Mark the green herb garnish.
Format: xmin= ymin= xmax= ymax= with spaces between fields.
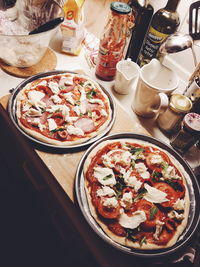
xmin=126 ymin=229 xmax=137 ymax=242
xmin=149 ymin=207 xmax=158 ymax=220
xmin=161 ymin=161 xmax=169 ymax=172
xmin=103 ymin=174 xmax=113 ymax=181
xmin=88 ymin=111 xmax=93 ymax=117
xmin=86 ymin=90 xmax=97 ymax=99
xmin=129 ymin=147 xmax=144 ymax=155
xmin=139 ymin=236 xmax=147 ymax=246
xmin=80 ymin=81 xmax=84 ymax=86
xmin=152 ymin=170 xmax=162 ymax=182
xmin=133 ymin=188 xmax=147 ymax=202
xmin=50 ymin=128 xmax=65 ymax=133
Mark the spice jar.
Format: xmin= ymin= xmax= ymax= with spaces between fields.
xmin=170 ymin=113 xmax=200 ymax=154
xmin=157 ymin=94 xmax=192 ymax=133
xmin=95 ymin=2 xmax=131 ymax=81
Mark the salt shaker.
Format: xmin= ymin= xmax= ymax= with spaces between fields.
xmin=170 ymin=113 xmax=200 ymax=154
xmin=157 ymin=94 xmax=192 ymax=133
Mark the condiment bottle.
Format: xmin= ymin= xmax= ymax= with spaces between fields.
xmin=125 ymin=0 xmax=154 ymax=62
xmin=170 ymin=113 xmax=200 ymax=154
xmin=157 ymin=94 xmax=192 ymax=133
xmin=137 ymin=0 xmax=180 ymax=67
xmin=95 ymin=2 xmax=131 ymax=81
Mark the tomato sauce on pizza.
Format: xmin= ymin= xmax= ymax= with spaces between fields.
xmin=16 ymin=73 xmax=112 ymax=146
xmin=84 ymin=139 xmax=190 ymax=249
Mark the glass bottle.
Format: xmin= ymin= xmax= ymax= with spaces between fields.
xmin=125 ymin=0 xmax=154 ymax=62
xmin=137 ymin=0 xmax=180 ymax=67
xmin=95 ymin=2 xmax=131 ymax=81
xmin=170 ymin=113 xmax=200 ymax=154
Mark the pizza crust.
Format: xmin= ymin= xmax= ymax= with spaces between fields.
xmin=84 ymin=139 xmax=191 ymax=250
xmin=15 ymin=73 xmax=113 ymax=146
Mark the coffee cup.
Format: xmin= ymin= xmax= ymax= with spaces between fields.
xmin=132 ymin=59 xmax=179 ymax=118
xmin=114 ymin=59 xmax=140 ymax=95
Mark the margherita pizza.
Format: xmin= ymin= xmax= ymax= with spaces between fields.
xmin=15 ymin=73 xmax=112 ymax=146
xmin=84 ymin=139 xmax=190 ymax=249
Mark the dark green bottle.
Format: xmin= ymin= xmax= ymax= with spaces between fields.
xmin=126 ymin=0 xmax=154 ymax=62
xmin=137 ymin=0 xmax=180 ymax=67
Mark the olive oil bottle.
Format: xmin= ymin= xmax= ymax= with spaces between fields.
xmin=126 ymin=0 xmax=154 ymax=62
xmin=137 ymin=0 xmax=180 ymax=67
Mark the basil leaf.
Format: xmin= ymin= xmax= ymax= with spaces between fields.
xmin=129 ymin=147 xmax=144 ymax=155
xmin=139 ymin=236 xmax=147 ymax=246
xmin=50 ymin=128 xmax=65 ymax=133
xmin=161 ymin=161 xmax=169 ymax=172
xmin=103 ymin=174 xmax=113 ymax=181
xmin=149 ymin=207 xmax=158 ymax=220
xmin=126 ymin=229 xmax=137 ymax=242
xmin=86 ymin=90 xmax=97 ymax=99
xmin=133 ymin=188 xmax=147 ymax=202
xmin=79 ymin=81 xmax=84 ymax=86
xmin=88 ymin=111 xmax=93 ymax=117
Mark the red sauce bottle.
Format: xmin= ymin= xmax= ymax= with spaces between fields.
xmin=95 ymin=2 xmax=131 ymax=81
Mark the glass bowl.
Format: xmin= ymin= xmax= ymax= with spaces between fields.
xmin=0 ymin=0 xmax=64 ymax=67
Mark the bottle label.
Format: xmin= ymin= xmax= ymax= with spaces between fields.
xmin=139 ymin=26 xmax=169 ymax=63
xmin=95 ymin=45 xmax=122 ymax=79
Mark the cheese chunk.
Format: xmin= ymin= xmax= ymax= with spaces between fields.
xmin=162 ymin=165 xmax=182 ymax=180
xmin=168 ymin=210 xmax=184 ymax=221
xmin=28 ymin=90 xmax=45 ymax=102
xmin=97 ymin=186 xmax=116 ymax=197
xmin=103 ymin=197 xmax=118 ymax=208
xmin=143 ymin=184 xmax=169 ymax=203
xmin=47 ymin=118 xmax=57 ymax=131
xmin=89 ymin=98 xmax=103 ymax=106
xmin=93 ymin=167 xmax=116 ymax=186
xmin=67 ymin=125 xmax=84 ymax=136
xmin=51 ymin=95 xmax=62 ymax=104
xmin=32 ymin=118 xmax=46 ymax=131
xmin=150 ymin=154 xmax=163 ymax=165
xmin=119 ymin=210 xmax=146 ymax=229
xmin=48 ymin=81 xmax=60 ymax=94
xmin=135 ymin=163 xmax=150 ymax=179
xmin=173 ymin=199 xmax=185 ymax=211
xmin=63 ymin=92 xmax=75 ymax=105
xmin=123 ymin=169 xmax=142 ymax=192
xmin=120 ymin=192 xmax=133 ymax=210
xmin=26 ymin=108 xmax=42 ymax=117
xmin=61 ymin=76 xmax=74 ymax=86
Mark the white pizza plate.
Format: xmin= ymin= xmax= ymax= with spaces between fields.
xmin=75 ymin=133 xmax=200 ymax=258
xmin=8 ymin=70 xmax=116 ymax=151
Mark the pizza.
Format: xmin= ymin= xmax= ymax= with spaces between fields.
xmin=15 ymin=73 xmax=112 ymax=146
xmin=83 ymin=139 xmax=190 ymax=250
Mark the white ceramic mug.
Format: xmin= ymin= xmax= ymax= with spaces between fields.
xmin=132 ymin=59 xmax=179 ymax=118
xmin=114 ymin=59 xmax=140 ymax=95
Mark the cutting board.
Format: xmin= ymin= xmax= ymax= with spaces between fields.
xmin=1 ymin=94 xmax=149 ymax=201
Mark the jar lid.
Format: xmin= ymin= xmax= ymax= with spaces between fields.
xmin=170 ymin=94 xmax=192 ymax=113
xmin=183 ymin=113 xmax=200 ymax=132
xmin=110 ymin=2 xmax=131 ymax=14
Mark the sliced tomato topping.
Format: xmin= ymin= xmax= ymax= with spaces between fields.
xmin=108 ymin=221 xmax=126 ymax=237
xmin=145 ymin=151 xmax=170 ymax=173
xmin=136 ymin=199 xmax=164 ymax=230
xmin=90 ymin=183 xmax=101 ymax=208
xmin=98 ymin=199 xmax=120 ymax=219
xmin=153 ymin=229 xmax=173 ymax=245
xmin=154 ymin=182 xmax=178 ymax=208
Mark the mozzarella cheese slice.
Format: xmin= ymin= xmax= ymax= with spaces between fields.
xmin=93 ymin=167 xmax=116 ymax=186
xmin=119 ymin=210 xmax=146 ymax=229
xmin=143 ymin=184 xmax=169 ymax=203
xmin=28 ymin=90 xmax=45 ymax=102
xmin=97 ymin=186 xmax=116 ymax=197
xmin=47 ymin=118 xmax=57 ymax=131
xmin=48 ymin=81 xmax=60 ymax=94
xmin=67 ymin=125 xmax=84 ymax=136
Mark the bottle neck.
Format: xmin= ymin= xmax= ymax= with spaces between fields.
xmin=165 ymin=0 xmax=180 ymax=12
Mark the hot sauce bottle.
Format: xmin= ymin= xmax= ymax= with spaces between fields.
xmin=95 ymin=2 xmax=131 ymax=81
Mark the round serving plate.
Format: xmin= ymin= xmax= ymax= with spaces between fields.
xmin=75 ymin=133 xmax=200 ymax=258
xmin=8 ymin=70 xmax=116 ymax=150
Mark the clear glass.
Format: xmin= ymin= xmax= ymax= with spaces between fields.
xmin=0 ymin=0 xmax=64 ymax=67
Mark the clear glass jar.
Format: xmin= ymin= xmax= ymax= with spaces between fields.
xmin=157 ymin=94 xmax=192 ymax=133
xmin=95 ymin=2 xmax=131 ymax=81
xmin=170 ymin=113 xmax=200 ymax=154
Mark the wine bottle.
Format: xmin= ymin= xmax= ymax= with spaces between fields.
xmin=125 ymin=0 xmax=154 ymax=62
xmin=137 ymin=0 xmax=180 ymax=67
